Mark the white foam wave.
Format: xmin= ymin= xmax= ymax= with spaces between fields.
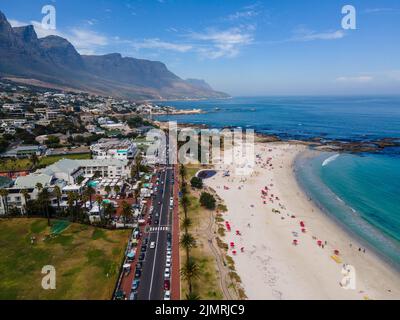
xmin=322 ymin=154 xmax=340 ymax=167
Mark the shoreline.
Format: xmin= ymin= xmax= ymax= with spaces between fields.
xmin=203 ymin=141 xmax=400 ymax=300
xmin=153 ymin=118 xmax=400 ymax=154
xmin=293 ymin=149 xmax=400 ymax=274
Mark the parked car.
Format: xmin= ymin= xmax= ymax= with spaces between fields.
xmin=164 ymin=290 xmax=171 ymax=300
xmin=166 ymin=257 xmax=171 ymax=268
xmin=167 ymin=232 xmax=171 ymax=241
xmin=141 ymin=245 xmax=147 ymax=253
xmin=129 ymin=291 xmax=138 ymax=300
xmin=154 ymin=219 xmax=159 ymax=225
xmin=139 ymin=252 xmax=145 ymax=261
xmin=135 ymin=269 xmax=142 ymax=279
xmin=136 ymin=262 xmax=143 ymax=270
xmin=164 ymin=267 xmax=170 ymax=279
xmin=150 ymin=241 xmax=156 ymax=249
xmin=164 ymin=279 xmax=170 ymax=290
xmin=131 ymin=280 xmax=140 ymax=291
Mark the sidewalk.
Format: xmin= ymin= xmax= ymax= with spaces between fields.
xmin=171 ymin=165 xmax=181 ymax=300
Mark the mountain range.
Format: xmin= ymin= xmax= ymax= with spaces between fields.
xmin=0 ymin=10 xmax=228 ymax=100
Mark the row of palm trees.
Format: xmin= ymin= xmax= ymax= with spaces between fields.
xmin=178 ymin=164 xmax=201 ymax=300
xmin=0 ymin=182 xmax=118 ymax=228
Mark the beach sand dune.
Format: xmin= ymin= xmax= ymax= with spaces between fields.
xmin=205 ymin=142 xmax=400 ymax=300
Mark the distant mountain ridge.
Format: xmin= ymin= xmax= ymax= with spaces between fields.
xmin=0 ymin=11 xmax=229 ymax=100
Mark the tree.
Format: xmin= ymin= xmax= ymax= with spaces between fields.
xmin=180 ymin=233 xmax=197 ymax=264
xmin=181 ymin=217 xmax=192 ymax=232
xmin=66 ymin=192 xmax=76 ymax=221
xmin=30 ymin=153 xmax=39 ymax=169
xmin=53 ymin=186 xmax=62 ymax=212
xmin=199 ymin=192 xmax=216 ymax=210
xmin=114 ymin=185 xmax=121 ymax=195
xmin=190 ymin=176 xmax=203 ymax=189
xmin=0 ymin=189 xmax=9 ymax=215
xmin=179 ymin=164 xmax=186 ymax=182
xmin=185 ymin=292 xmax=200 ymax=300
xmin=21 ymin=189 xmax=30 ymax=215
xmin=104 ymin=185 xmax=111 ymax=195
xmin=180 ymin=258 xmax=200 ymax=295
xmin=76 ymin=175 xmax=85 ymax=185
xmin=121 ymin=201 xmax=132 ymax=226
xmin=104 ymin=203 xmax=115 ymax=225
xmin=38 ymin=187 xmax=51 ymax=226
xmin=85 ymin=186 xmax=95 ymax=209
xmin=181 ymin=194 xmax=190 ymax=220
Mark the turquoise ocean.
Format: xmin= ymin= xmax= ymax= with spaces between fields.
xmin=155 ymin=96 xmax=400 ymax=269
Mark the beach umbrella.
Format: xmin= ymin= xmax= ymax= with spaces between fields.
xmin=293 ymin=240 xmax=298 ymax=246
xmin=300 ymin=221 xmax=305 ymax=227
xmin=232 ymin=250 xmax=237 ymax=255
xmin=317 ymin=240 xmax=322 ymax=246
xmin=334 ymin=250 xmax=340 ymax=256
xmin=301 ymin=228 xmax=306 ymax=233
xmin=230 ymin=242 xmax=235 ymax=248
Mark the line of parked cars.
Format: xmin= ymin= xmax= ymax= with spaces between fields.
xmin=163 ymin=232 xmax=172 ymax=300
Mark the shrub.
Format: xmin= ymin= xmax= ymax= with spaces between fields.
xmin=199 ymin=192 xmax=216 ymax=210
xmin=190 ymin=176 xmax=203 ymax=189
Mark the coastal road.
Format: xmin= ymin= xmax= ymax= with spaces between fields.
xmin=137 ymin=165 xmax=174 ymax=300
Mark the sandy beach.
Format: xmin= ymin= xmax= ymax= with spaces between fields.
xmin=204 ymin=142 xmax=400 ymax=300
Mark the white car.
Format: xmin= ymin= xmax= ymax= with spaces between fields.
xmin=166 ymin=258 xmax=171 ymax=268
xmin=150 ymin=242 xmax=156 ymax=249
xmin=164 ymin=290 xmax=171 ymax=300
xmin=164 ymin=267 xmax=170 ymax=279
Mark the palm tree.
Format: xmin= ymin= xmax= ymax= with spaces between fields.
xmin=104 ymin=185 xmax=111 ymax=196
xmin=104 ymin=203 xmax=114 ymax=225
xmin=21 ymin=189 xmax=30 ymax=216
xmin=85 ymin=186 xmax=95 ymax=209
xmin=0 ymin=188 xmax=9 ymax=216
xmin=180 ymin=258 xmax=200 ymax=295
xmin=181 ymin=194 xmax=190 ymax=220
xmin=180 ymin=232 xmax=197 ymax=264
xmin=39 ymin=187 xmax=51 ymax=226
xmin=66 ymin=192 xmax=76 ymax=221
xmin=81 ymin=193 xmax=89 ymax=209
xmin=181 ymin=217 xmax=192 ymax=232
xmin=121 ymin=201 xmax=132 ymax=226
xmin=185 ymin=292 xmax=200 ymax=300
xmin=53 ymin=186 xmax=62 ymax=212
xmin=179 ymin=164 xmax=186 ymax=182
xmin=134 ymin=154 xmax=143 ymax=180
xmin=30 ymin=153 xmax=39 ymax=169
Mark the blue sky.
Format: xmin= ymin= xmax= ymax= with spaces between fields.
xmin=2 ymin=0 xmax=400 ymax=95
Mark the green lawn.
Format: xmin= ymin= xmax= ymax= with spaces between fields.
xmin=0 ymin=153 xmax=91 ymax=171
xmin=0 ymin=218 xmax=129 ymax=300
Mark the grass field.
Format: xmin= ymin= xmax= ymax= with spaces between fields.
xmin=0 ymin=218 xmax=129 ymax=300
xmin=180 ymin=164 xmax=224 ymax=300
xmin=0 ymin=153 xmax=91 ymax=171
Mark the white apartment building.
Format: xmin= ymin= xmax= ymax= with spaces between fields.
xmin=90 ymin=139 xmax=138 ymax=160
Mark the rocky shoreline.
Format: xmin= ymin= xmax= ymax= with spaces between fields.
xmin=155 ymin=120 xmax=400 ymax=154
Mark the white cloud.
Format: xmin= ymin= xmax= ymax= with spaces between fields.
xmin=133 ymin=38 xmax=192 ymax=52
xmin=227 ymin=9 xmax=259 ymax=21
xmin=291 ymin=27 xmax=345 ymax=42
xmin=8 ymin=19 xmax=27 ymax=28
xmin=364 ymin=8 xmax=396 ymax=14
xmin=189 ymin=27 xmax=254 ymax=59
xmin=336 ymin=76 xmax=374 ymax=83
